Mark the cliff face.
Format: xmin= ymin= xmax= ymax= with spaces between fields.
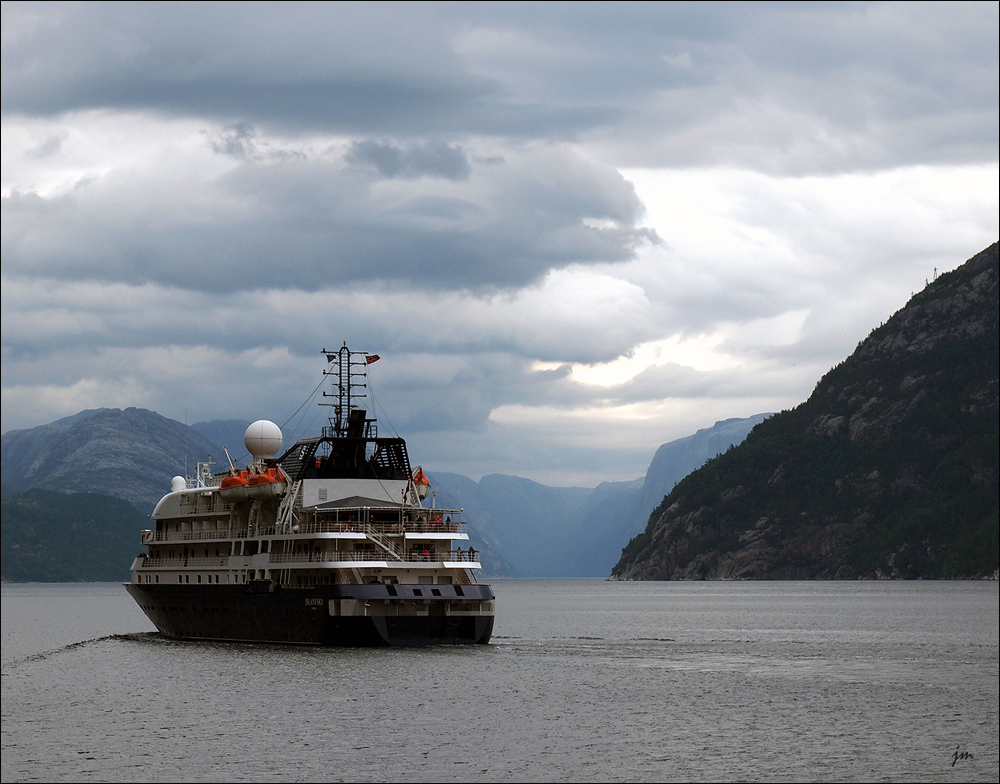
xmin=612 ymin=242 xmax=999 ymax=580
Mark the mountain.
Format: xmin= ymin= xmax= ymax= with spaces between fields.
xmin=428 ymin=414 xmax=769 ymax=577
xmin=1 ymin=407 xmax=224 ymax=511
xmin=612 ymin=242 xmax=1000 ymax=581
xmin=638 ymin=415 xmax=772 ymax=516
xmin=2 ymin=405 xmax=766 ymax=580
xmin=1 ymin=490 xmax=150 ymax=582
xmin=566 ymin=414 xmax=772 ymax=576
xmin=429 ymin=472 xmax=591 ymax=577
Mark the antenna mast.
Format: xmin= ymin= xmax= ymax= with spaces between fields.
xmin=320 ymin=343 xmax=371 ymax=437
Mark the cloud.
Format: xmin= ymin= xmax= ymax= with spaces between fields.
xmin=4 ymin=3 xmax=996 ymax=172
xmin=2 ymin=123 xmax=656 ymax=293
xmin=0 ymin=2 xmax=609 ymax=138
xmin=1 ymin=2 xmax=997 ymax=486
xmin=345 ymin=139 xmax=471 ymax=181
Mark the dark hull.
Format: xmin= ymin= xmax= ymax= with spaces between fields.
xmin=125 ymin=582 xmax=494 ymax=646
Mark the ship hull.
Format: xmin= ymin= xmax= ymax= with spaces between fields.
xmin=125 ymin=582 xmax=494 ymax=646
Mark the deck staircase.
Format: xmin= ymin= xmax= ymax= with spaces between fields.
xmin=364 ymin=523 xmax=403 ymax=560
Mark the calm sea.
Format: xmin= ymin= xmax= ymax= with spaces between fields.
xmin=2 ymin=579 xmax=997 ymax=783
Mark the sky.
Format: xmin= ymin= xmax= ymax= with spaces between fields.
xmin=2 ymin=1 xmax=998 ymax=487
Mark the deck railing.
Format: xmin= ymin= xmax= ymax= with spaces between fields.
xmin=139 ymin=556 xmax=231 ymax=568
xmin=137 ymin=549 xmax=481 ymax=568
xmin=143 ymin=517 xmax=467 ymax=544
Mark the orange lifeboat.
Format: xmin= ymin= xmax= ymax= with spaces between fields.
xmin=412 ymin=466 xmax=430 ymax=499
xmin=219 ymin=469 xmax=250 ymax=502
xmin=245 ymin=467 xmax=288 ymax=499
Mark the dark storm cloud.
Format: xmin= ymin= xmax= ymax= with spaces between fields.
xmin=0 ymin=1 xmax=616 ymax=139
xmin=4 ymin=2 xmax=995 ymax=171
xmin=0 ymin=141 xmax=655 ymax=293
xmin=345 ymin=140 xmax=471 ymax=181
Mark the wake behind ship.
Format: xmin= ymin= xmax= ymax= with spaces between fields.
xmin=125 ymin=344 xmax=494 ymax=646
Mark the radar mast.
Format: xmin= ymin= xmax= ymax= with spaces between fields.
xmin=320 ymin=343 xmax=376 ymax=438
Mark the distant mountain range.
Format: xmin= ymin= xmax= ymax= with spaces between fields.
xmin=11 ymin=240 xmax=992 ymax=584
xmin=428 ymin=414 xmax=770 ymax=577
xmin=613 ymin=242 xmax=999 ymax=580
xmin=1 ymin=402 xmax=766 ymax=581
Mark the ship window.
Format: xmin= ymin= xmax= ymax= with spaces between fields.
xmin=155 ymin=576 xmax=159 ymax=584
xmin=431 ymin=589 xmax=441 ymax=597
xmin=197 ymin=575 xmax=202 ymax=583
xmin=185 ymin=575 xmax=190 ymax=584
xmin=418 ymin=576 xmax=433 ymax=585
xmin=413 ymin=589 xmax=422 ymax=596
xmin=178 ymin=575 xmax=183 ymax=583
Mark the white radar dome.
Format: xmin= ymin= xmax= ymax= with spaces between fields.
xmin=171 ymin=476 xmax=186 ymax=492
xmin=245 ymin=419 xmax=283 ymax=459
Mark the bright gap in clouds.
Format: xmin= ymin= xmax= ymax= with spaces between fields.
xmin=533 ymin=334 xmax=736 ymax=386
xmin=505 ymin=162 xmax=998 ymax=484
xmin=531 ymin=163 xmax=1000 ymax=398
xmin=549 ymin=308 xmax=810 ymax=388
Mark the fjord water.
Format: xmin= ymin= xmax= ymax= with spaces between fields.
xmin=2 ymin=580 xmax=997 ymax=783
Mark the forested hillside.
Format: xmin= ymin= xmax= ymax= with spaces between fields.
xmin=613 ymin=242 xmax=999 ymax=580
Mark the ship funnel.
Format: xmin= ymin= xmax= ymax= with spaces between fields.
xmin=245 ymin=420 xmax=283 ymax=460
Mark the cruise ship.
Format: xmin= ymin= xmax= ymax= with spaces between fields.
xmin=125 ymin=344 xmax=495 ymax=646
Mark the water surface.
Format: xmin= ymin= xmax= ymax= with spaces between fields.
xmin=2 ymin=579 xmax=997 ymax=782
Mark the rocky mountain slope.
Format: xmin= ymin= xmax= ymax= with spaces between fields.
xmin=1 ymin=408 xmax=223 ymax=511
xmin=427 ymin=415 xmax=768 ymax=577
xmin=612 ymin=242 xmax=999 ymax=580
